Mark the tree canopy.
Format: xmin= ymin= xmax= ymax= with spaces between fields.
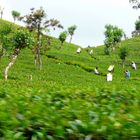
xmin=20 ymin=7 xmax=63 ymax=69
xmin=11 ymin=10 xmax=20 ymax=23
xmin=104 ymin=24 xmax=123 ymax=54
xmin=59 ymin=31 xmax=68 ymax=46
xmin=119 ymin=47 xmax=128 ymax=68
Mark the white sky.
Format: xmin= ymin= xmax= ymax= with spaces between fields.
xmin=0 ymin=0 xmax=140 ymax=47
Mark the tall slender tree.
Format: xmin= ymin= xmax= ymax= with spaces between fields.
xmin=68 ymin=25 xmax=77 ymax=43
xmin=11 ymin=10 xmax=20 ymax=23
xmin=4 ymin=29 xmax=34 ymax=80
xmin=119 ymin=47 xmax=128 ymax=68
xmin=20 ymin=7 xmax=63 ymax=69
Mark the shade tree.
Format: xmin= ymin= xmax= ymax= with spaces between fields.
xmin=104 ymin=24 xmax=123 ymax=55
xmin=59 ymin=31 xmax=68 ymax=48
xmin=119 ymin=47 xmax=128 ymax=68
xmin=20 ymin=7 xmax=63 ymax=69
xmin=68 ymin=25 xmax=77 ymax=43
xmin=4 ymin=29 xmax=34 ymax=80
xmin=11 ymin=10 xmax=20 ymax=23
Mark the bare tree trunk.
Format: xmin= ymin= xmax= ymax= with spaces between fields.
xmin=37 ymin=47 xmax=42 ymax=70
xmin=69 ymin=35 xmax=72 ymax=43
xmin=14 ymin=18 xmax=15 ymax=23
xmin=34 ymin=26 xmax=42 ymax=70
xmin=39 ymin=55 xmax=42 ymax=70
xmin=0 ymin=8 xmax=4 ymax=19
xmin=32 ymin=47 xmax=37 ymax=66
xmin=4 ymin=55 xmax=18 ymax=80
xmin=0 ymin=44 xmax=3 ymax=60
xmin=60 ymin=42 xmax=63 ymax=49
xmin=4 ymin=49 xmax=20 ymax=80
xmin=122 ymin=60 xmax=125 ymax=68
xmin=0 ymin=12 xmax=2 ymax=19
xmin=35 ymin=46 xmax=42 ymax=70
xmin=34 ymin=56 xmax=37 ymax=66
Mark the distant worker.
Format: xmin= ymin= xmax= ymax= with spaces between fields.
xmin=76 ymin=48 xmax=81 ymax=54
xmin=107 ymin=72 xmax=113 ymax=81
xmin=108 ymin=65 xmax=114 ymax=72
xmin=94 ymin=67 xmax=99 ymax=75
xmin=125 ymin=70 xmax=130 ymax=79
xmin=89 ymin=49 xmax=93 ymax=55
xmin=131 ymin=61 xmax=136 ymax=70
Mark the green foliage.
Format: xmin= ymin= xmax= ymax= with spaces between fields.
xmin=119 ymin=47 xmax=128 ymax=61
xmin=104 ymin=24 xmax=123 ymax=54
xmin=68 ymin=25 xmax=77 ymax=43
xmin=0 ymin=22 xmax=13 ymax=46
xmin=0 ymin=20 xmax=15 ymax=56
xmin=68 ymin=25 xmax=77 ymax=36
xmin=135 ymin=19 xmax=140 ymax=30
xmin=104 ymin=47 xmax=110 ymax=55
xmin=119 ymin=47 xmax=128 ymax=68
xmin=0 ymin=24 xmax=12 ymax=37
xmin=59 ymin=31 xmax=68 ymax=45
xmin=13 ymin=29 xmax=35 ymax=50
xmin=11 ymin=10 xmax=20 ymax=22
xmin=0 ymin=18 xmax=140 ymax=139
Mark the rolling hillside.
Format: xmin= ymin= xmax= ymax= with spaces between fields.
xmin=0 ymin=19 xmax=140 ymax=139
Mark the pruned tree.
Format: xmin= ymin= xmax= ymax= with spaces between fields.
xmin=4 ymin=29 xmax=34 ymax=80
xmin=20 ymin=7 xmax=63 ymax=69
xmin=59 ymin=31 xmax=68 ymax=48
xmin=68 ymin=25 xmax=77 ymax=43
xmin=104 ymin=24 xmax=123 ymax=55
xmin=11 ymin=10 xmax=20 ymax=23
xmin=119 ymin=47 xmax=128 ymax=68
xmin=0 ymin=6 xmax=4 ymax=19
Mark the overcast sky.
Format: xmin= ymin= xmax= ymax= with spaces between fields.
xmin=0 ymin=0 xmax=140 ymax=47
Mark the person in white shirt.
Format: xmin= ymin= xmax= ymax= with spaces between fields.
xmin=89 ymin=49 xmax=93 ymax=55
xmin=131 ymin=61 xmax=136 ymax=70
xmin=107 ymin=72 xmax=113 ymax=81
xmin=76 ymin=48 xmax=81 ymax=54
xmin=108 ymin=65 xmax=114 ymax=72
xmin=94 ymin=67 xmax=99 ymax=75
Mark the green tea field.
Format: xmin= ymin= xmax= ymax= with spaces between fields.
xmin=0 ymin=19 xmax=140 ymax=139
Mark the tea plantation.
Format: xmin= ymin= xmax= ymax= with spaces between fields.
xmin=0 ymin=19 xmax=140 ymax=139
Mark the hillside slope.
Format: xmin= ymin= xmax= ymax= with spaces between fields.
xmin=0 ymin=19 xmax=140 ymax=139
